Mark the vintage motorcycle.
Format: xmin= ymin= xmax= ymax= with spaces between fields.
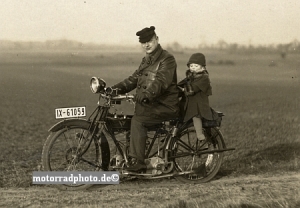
xmin=41 ymin=77 xmax=235 ymax=190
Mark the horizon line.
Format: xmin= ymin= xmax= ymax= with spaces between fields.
xmin=1 ymin=38 xmax=299 ymax=47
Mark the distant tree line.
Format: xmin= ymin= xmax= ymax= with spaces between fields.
xmin=0 ymin=39 xmax=137 ymax=51
xmin=167 ymin=39 xmax=300 ymax=55
xmin=1 ymin=39 xmax=300 ymax=54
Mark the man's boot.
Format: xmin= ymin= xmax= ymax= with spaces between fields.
xmin=125 ymin=158 xmax=147 ymax=172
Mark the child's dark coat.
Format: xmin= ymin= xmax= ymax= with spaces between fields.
xmin=178 ymin=70 xmax=214 ymax=121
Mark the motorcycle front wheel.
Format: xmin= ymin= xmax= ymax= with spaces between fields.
xmin=42 ymin=124 xmax=110 ymax=191
xmin=171 ymin=127 xmax=224 ymax=183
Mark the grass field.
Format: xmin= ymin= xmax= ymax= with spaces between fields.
xmin=0 ymin=48 xmax=299 ymax=207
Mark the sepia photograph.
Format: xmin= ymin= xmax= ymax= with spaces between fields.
xmin=0 ymin=0 xmax=299 ymax=207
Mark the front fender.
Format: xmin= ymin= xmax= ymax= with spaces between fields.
xmin=48 ymin=118 xmax=92 ymax=132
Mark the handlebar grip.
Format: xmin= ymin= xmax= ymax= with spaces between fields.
xmin=127 ymin=94 xmax=135 ymax=99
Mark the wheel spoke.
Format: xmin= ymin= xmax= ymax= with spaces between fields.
xmin=62 ymin=131 xmax=73 ymax=149
xmin=176 ymin=138 xmax=195 ymax=152
xmin=81 ymin=157 xmax=101 ymax=169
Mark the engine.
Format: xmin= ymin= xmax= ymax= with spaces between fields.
xmin=144 ymin=157 xmax=165 ymax=175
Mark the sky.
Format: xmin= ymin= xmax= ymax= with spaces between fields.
xmin=1 ymin=0 xmax=299 ymax=47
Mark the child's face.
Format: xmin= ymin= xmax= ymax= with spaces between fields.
xmin=189 ymin=63 xmax=205 ymax=73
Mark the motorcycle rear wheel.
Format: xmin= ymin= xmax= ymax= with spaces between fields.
xmin=171 ymin=127 xmax=224 ymax=183
xmin=42 ymin=125 xmax=110 ymax=191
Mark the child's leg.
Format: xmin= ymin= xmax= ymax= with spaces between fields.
xmin=192 ymin=117 xmax=206 ymax=141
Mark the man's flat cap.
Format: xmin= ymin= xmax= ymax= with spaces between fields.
xmin=136 ymin=26 xmax=156 ymax=43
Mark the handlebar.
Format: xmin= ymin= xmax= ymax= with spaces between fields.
xmin=99 ymin=93 xmax=135 ymax=101
xmin=99 ymin=93 xmax=149 ymax=104
xmin=111 ymin=94 xmax=135 ymax=100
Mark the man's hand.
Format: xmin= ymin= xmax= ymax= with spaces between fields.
xmin=135 ymin=93 xmax=149 ymax=104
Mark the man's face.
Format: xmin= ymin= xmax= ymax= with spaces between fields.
xmin=141 ymin=35 xmax=159 ymax=54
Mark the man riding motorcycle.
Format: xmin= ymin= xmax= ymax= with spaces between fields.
xmin=111 ymin=26 xmax=180 ymax=172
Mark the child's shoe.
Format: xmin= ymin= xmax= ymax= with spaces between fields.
xmin=197 ymin=134 xmax=206 ymax=141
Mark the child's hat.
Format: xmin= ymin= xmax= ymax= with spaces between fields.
xmin=187 ymin=53 xmax=206 ymax=66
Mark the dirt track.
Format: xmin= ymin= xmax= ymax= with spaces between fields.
xmin=1 ymin=172 xmax=299 ymax=208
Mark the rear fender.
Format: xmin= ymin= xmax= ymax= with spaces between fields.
xmin=48 ymin=118 xmax=92 ymax=132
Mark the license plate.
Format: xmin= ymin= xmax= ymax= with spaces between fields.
xmin=55 ymin=106 xmax=86 ymax=119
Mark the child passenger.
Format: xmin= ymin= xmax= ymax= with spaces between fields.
xmin=178 ymin=53 xmax=215 ymax=147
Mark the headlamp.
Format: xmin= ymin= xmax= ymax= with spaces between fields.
xmin=90 ymin=77 xmax=106 ymax=93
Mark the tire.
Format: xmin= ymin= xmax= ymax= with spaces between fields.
xmin=171 ymin=127 xmax=224 ymax=183
xmin=42 ymin=122 xmax=110 ymax=191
